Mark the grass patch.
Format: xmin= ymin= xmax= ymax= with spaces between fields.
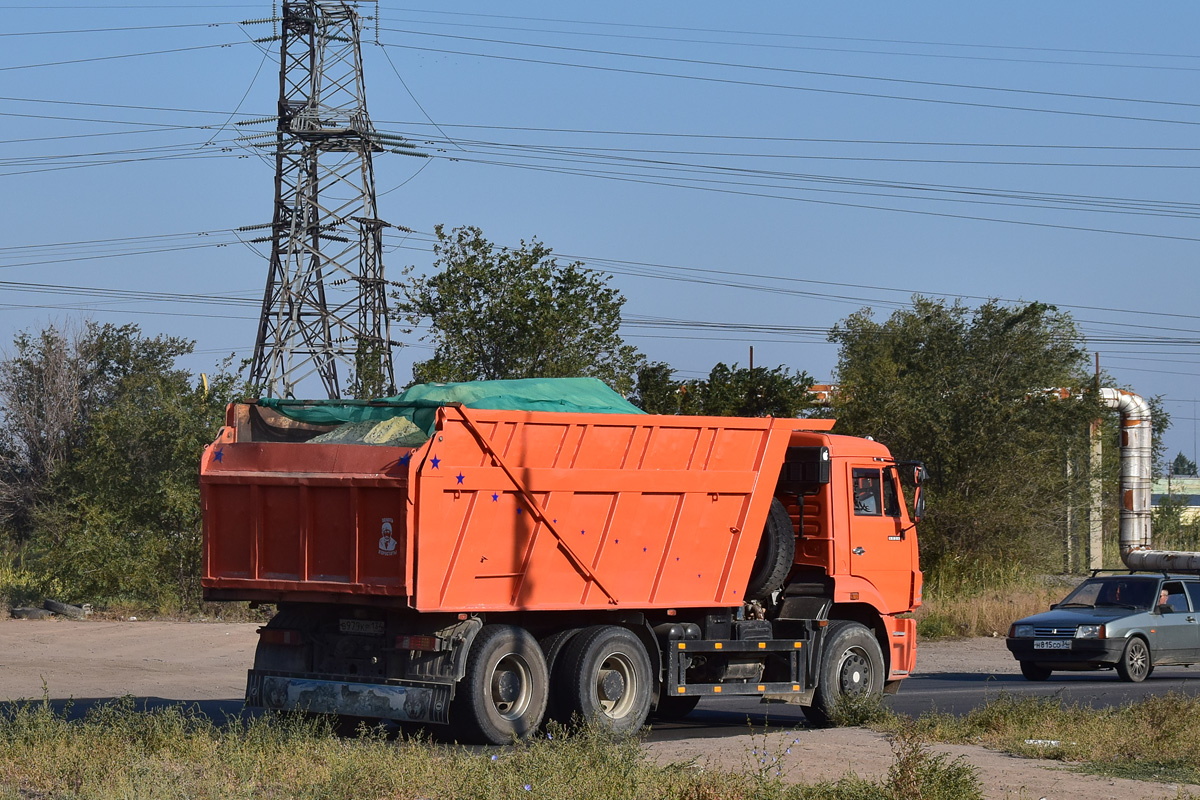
xmin=0 ymin=697 xmax=981 ymax=800
xmin=877 ymin=691 xmax=1200 ymax=787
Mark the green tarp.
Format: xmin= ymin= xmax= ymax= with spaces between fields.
xmin=261 ymin=378 xmax=645 ymax=444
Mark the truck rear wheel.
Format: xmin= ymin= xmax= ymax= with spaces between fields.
xmin=745 ymin=498 xmax=796 ymax=601
xmin=802 ymin=620 xmax=884 ymax=727
xmin=451 ymin=624 xmax=548 ymax=744
xmin=653 ymin=692 xmax=701 ymax=721
xmin=555 ymin=625 xmax=652 ymax=734
xmin=540 ymin=627 xmax=582 ymax=725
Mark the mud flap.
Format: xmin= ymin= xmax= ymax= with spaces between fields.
xmin=247 ymin=671 xmax=451 ymax=724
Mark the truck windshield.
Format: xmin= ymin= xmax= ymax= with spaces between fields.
xmin=1059 ymin=578 xmax=1156 ymax=610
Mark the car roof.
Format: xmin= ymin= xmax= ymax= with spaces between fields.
xmin=1083 ymin=573 xmax=1199 ymax=583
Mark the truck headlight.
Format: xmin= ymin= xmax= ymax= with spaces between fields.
xmin=1011 ymin=624 xmax=1034 ymax=638
xmin=1075 ymin=624 xmax=1105 ymax=639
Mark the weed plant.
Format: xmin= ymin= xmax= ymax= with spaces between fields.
xmin=882 ymin=691 xmax=1200 ymax=786
xmin=0 ymin=697 xmax=982 ymax=800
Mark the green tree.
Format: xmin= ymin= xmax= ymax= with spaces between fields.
xmin=633 ymin=361 xmax=813 ymax=417
xmin=1172 ymin=452 xmax=1197 ymax=477
xmin=395 ymin=225 xmax=642 ymax=393
xmin=827 ymin=297 xmax=1101 ymax=572
xmin=0 ymin=322 xmax=239 ymax=610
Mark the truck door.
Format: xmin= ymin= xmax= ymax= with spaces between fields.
xmin=847 ymin=465 xmax=910 ymax=609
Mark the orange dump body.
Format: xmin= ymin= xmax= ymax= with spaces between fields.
xmin=201 ymin=403 xmax=837 ymax=612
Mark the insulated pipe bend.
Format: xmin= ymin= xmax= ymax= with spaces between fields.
xmin=1098 ymin=388 xmax=1152 ymax=562
xmin=1098 ymin=388 xmax=1200 ymax=571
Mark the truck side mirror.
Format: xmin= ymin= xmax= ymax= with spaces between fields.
xmin=908 ymin=463 xmax=927 ymax=523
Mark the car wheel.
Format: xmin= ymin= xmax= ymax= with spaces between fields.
xmin=1019 ymin=661 xmax=1052 ymax=681
xmin=1116 ymin=636 xmax=1151 ymax=683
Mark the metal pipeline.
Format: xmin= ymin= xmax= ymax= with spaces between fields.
xmin=1103 ymin=388 xmax=1200 ymax=571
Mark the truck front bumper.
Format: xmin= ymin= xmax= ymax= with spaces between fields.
xmin=246 ymin=670 xmax=451 ymax=724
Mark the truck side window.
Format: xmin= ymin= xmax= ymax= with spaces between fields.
xmin=852 ymin=468 xmax=881 ymax=516
xmin=883 ymin=476 xmax=901 ymax=517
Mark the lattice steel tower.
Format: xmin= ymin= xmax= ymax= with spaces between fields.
xmin=249 ymin=0 xmax=397 ymax=399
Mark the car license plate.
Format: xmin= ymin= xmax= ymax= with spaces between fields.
xmin=1033 ymin=639 xmax=1070 ymax=650
xmin=339 ymin=619 xmax=384 ymax=636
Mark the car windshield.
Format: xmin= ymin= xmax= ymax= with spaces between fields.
xmin=1058 ymin=577 xmax=1157 ymax=610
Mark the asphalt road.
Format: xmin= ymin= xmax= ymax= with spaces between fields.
xmin=6 ymin=621 xmax=1200 ymax=736
xmin=652 ymin=649 xmax=1200 ymax=735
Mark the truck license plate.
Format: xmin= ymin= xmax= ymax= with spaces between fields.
xmin=1033 ymin=639 xmax=1070 ymax=650
xmin=339 ymin=619 xmax=384 ymax=636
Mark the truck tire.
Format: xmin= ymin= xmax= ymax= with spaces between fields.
xmin=540 ymin=628 xmax=582 ymax=725
xmin=653 ymin=692 xmax=700 ymax=721
xmin=555 ymin=625 xmax=653 ymax=735
xmin=1116 ymin=636 xmax=1151 ymax=683
xmin=43 ymin=599 xmax=86 ymax=619
xmin=802 ymin=620 xmax=884 ymax=727
xmin=745 ymin=498 xmax=796 ymax=601
xmin=451 ymin=624 xmax=548 ymax=744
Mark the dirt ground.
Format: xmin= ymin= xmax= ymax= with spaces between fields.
xmin=0 ymin=618 xmax=1191 ymax=800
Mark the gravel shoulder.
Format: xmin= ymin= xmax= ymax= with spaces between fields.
xmin=0 ymin=619 xmax=1190 ymax=800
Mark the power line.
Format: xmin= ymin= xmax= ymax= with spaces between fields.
xmin=380 ymin=26 xmax=1200 ymax=112
xmin=0 ymin=41 xmax=253 ymax=72
xmin=379 ymin=14 xmax=1200 ymax=75
xmin=386 ymin=8 xmax=1200 ymax=63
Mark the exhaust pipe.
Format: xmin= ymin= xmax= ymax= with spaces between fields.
xmin=1103 ymin=388 xmax=1200 ymax=571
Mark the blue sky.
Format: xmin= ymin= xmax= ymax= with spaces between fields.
xmin=3 ymin=2 xmax=1200 ymax=461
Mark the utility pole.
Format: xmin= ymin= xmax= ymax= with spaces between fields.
xmin=245 ymin=1 xmax=416 ymax=399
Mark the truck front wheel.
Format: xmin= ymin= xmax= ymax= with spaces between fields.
xmin=451 ymin=624 xmax=549 ymax=744
xmin=803 ymin=621 xmax=885 ymax=726
xmin=555 ymin=625 xmax=653 ymax=734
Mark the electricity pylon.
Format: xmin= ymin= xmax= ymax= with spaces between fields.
xmin=246 ymin=0 xmax=410 ymax=399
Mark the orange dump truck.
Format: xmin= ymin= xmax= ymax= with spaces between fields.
xmin=201 ymin=380 xmax=923 ymax=743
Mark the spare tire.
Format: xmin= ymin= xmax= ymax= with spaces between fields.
xmin=745 ymin=498 xmax=796 ymax=601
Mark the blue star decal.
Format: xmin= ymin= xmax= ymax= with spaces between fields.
xmin=492 ymin=493 xmax=499 ymax=502
xmin=456 ymin=472 xmax=464 ymax=485
xmin=213 ymin=447 xmax=224 ymax=463
xmin=430 ymin=455 xmax=440 ymax=469
xmin=399 ymin=453 xmax=412 ymax=466
xmin=516 ymin=508 xmax=522 ymax=515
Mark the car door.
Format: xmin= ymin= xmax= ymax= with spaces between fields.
xmin=1152 ymin=580 xmax=1199 ymax=664
xmin=1182 ymin=582 xmax=1200 ymax=663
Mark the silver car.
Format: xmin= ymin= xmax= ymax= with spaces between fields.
xmin=1006 ymin=573 xmax=1200 ymax=682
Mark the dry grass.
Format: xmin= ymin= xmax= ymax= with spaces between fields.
xmin=0 ymin=697 xmax=981 ymax=800
xmin=914 ymin=581 xmax=1068 ymax=639
xmin=879 ymin=691 xmax=1200 ymax=789
xmin=914 ymin=560 xmax=1079 ymax=639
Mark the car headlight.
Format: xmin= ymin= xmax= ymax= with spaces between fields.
xmin=1075 ymin=624 xmax=1105 ymax=639
xmin=1011 ymin=624 xmax=1034 ymax=638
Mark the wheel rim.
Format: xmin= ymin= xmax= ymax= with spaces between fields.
xmin=489 ymin=653 xmax=534 ymax=721
xmin=596 ymin=652 xmax=638 ymax=719
xmin=837 ymin=646 xmax=872 ymax=697
xmin=1128 ymin=640 xmax=1149 ymax=680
